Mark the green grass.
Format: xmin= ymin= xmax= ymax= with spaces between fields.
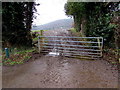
xmin=70 ymin=28 xmax=84 ymax=37
xmin=33 ymin=37 xmax=38 ymax=41
xmin=2 ymin=47 xmax=36 ymax=66
xmin=31 ymin=30 xmax=48 ymax=32
xmin=31 ymin=30 xmax=48 ymax=42
xmin=70 ymin=28 xmax=77 ymax=33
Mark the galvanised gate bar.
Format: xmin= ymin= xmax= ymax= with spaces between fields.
xmin=38 ymin=36 xmax=103 ymax=60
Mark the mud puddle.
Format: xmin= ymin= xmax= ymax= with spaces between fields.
xmin=3 ymin=55 xmax=118 ymax=88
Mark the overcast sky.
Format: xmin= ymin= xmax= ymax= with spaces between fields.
xmin=33 ymin=0 xmax=71 ymax=26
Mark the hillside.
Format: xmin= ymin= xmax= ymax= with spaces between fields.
xmin=31 ymin=19 xmax=74 ymax=30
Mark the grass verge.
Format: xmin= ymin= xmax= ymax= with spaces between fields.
xmin=2 ymin=48 xmax=36 ymax=66
xmin=31 ymin=30 xmax=48 ymax=32
xmin=70 ymin=28 xmax=83 ymax=37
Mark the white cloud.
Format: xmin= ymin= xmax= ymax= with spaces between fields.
xmin=33 ymin=0 xmax=70 ymax=25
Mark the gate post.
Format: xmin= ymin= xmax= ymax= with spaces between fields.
xmin=97 ymin=37 xmax=103 ymax=57
xmin=101 ymin=37 xmax=103 ymax=57
xmin=38 ymin=36 xmax=41 ymax=53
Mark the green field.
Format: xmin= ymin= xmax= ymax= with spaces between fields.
xmin=31 ymin=30 xmax=48 ymax=32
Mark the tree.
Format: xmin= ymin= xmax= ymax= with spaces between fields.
xmin=64 ymin=2 xmax=119 ymax=46
xmin=64 ymin=2 xmax=86 ymax=32
xmin=2 ymin=2 xmax=37 ymax=47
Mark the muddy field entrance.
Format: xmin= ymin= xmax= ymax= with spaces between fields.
xmin=2 ymin=29 xmax=118 ymax=88
xmin=3 ymin=55 xmax=118 ymax=88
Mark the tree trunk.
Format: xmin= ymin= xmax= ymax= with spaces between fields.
xmin=74 ymin=15 xmax=81 ymax=32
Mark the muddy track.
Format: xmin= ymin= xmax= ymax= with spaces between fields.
xmin=2 ymin=29 xmax=118 ymax=88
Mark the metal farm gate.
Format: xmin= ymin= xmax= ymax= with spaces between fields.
xmin=38 ymin=36 xmax=103 ymax=60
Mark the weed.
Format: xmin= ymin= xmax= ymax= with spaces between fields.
xmin=2 ymin=47 xmax=36 ymax=66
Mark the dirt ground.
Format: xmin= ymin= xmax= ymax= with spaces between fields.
xmin=2 ymin=29 xmax=118 ymax=88
xmin=2 ymin=55 xmax=118 ymax=88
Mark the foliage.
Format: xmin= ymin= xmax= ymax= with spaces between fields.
xmin=103 ymin=48 xmax=119 ymax=64
xmin=64 ymin=2 xmax=119 ymax=47
xmin=2 ymin=2 xmax=37 ymax=47
xmin=64 ymin=2 xmax=86 ymax=32
xmin=86 ymin=14 xmax=115 ymax=46
xmin=2 ymin=48 xmax=36 ymax=66
xmin=70 ymin=28 xmax=84 ymax=37
xmin=31 ymin=30 xmax=48 ymax=32
xmin=64 ymin=2 xmax=86 ymax=16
